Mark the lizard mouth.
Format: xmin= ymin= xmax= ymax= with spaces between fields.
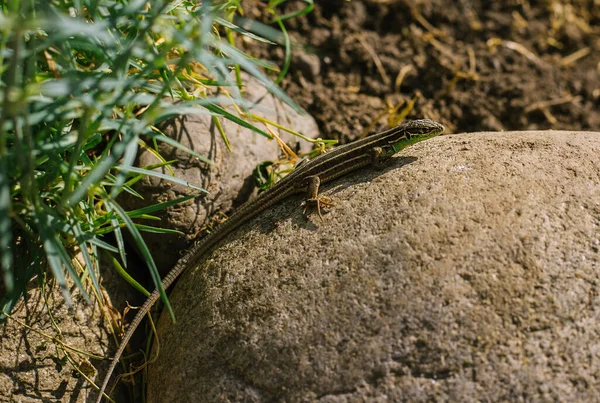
xmin=425 ymin=121 xmax=445 ymax=136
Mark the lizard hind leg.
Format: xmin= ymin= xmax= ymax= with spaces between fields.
xmin=308 ymin=195 xmax=334 ymax=220
xmin=300 ymin=175 xmax=335 ymax=220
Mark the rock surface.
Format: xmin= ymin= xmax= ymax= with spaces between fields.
xmin=0 ymin=271 xmax=109 ymax=402
xmin=0 ymin=250 xmax=143 ymax=403
xmin=147 ymin=130 xmax=600 ymax=402
xmin=119 ymin=74 xmax=319 ymax=272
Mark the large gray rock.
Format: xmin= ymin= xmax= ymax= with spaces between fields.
xmin=147 ymin=130 xmax=600 ymax=402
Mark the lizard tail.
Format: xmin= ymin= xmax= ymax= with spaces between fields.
xmin=95 ymin=289 xmax=160 ymax=403
xmin=95 ymin=244 xmax=202 ymax=402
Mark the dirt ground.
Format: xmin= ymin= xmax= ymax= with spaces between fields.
xmin=245 ymin=0 xmax=599 ymax=141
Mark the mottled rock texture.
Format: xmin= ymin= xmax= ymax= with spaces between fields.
xmin=148 ymin=130 xmax=600 ymax=402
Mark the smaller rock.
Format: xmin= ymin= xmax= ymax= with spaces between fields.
xmin=118 ymin=73 xmax=319 ymax=272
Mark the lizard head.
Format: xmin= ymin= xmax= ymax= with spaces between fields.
xmin=391 ymin=119 xmax=445 ymax=153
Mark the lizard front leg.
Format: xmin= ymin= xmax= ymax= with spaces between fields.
xmin=370 ymin=145 xmax=396 ymax=169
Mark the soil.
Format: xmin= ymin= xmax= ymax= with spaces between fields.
xmin=245 ymin=0 xmax=599 ymax=141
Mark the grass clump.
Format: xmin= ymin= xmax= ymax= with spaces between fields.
xmin=0 ymin=0 xmax=312 ymax=321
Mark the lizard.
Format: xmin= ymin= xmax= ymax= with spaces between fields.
xmin=95 ymin=118 xmax=445 ymax=402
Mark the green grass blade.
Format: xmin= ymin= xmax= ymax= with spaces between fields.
xmin=203 ymin=103 xmax=272 ymax=139
xmin=271 ymin=14 xmax=291 ymax=85
xmin=126 ymin=194 xmax=195 ymax=219
xmin=232 ymin=15 xmax=285 ymax=46
xmin=215 ymin=17 xmax=277 ymax=45
xmin=270 ymin=0 xmax=313 ymax=21
xmin=36 ymin=209 xmax=90 ymax=305
xmin=109 ymin=129 xmax=139 ymax=199
xmin=70 ymin=220 xmax=101 ymax=296
xmin=115 ymin=165 xmax=208 ymax=194
xmin=135 ymin=224 xmax=183 ymax=235
xmin=87 ymin=237 xmax=119 ymax=254
xmin=111 ymin=256 xmax=150 ymax=298
xmin=107 ymin=200 xmax=174 ymax=322
xmin=106 ymin=203 xmax=128 ymax=269
xmin=0 ymin=156 xmax=13 ymax=292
